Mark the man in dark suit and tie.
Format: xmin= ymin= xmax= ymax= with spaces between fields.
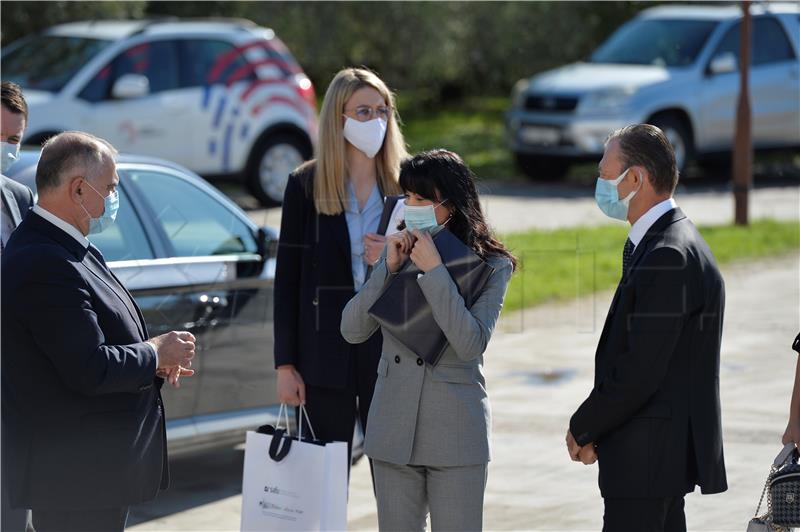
xmin=1 ymin=131 xmax=196 ymax=532
xmin=567 ymin=124 xmax=727 ymax=531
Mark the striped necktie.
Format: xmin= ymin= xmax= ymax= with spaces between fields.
xmin=622 ymin=238 xmax=634 ymax=279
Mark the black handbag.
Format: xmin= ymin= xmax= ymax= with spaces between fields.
xmin=749 ymin=444 xmax=800 ymax=531
xmin=368 ymin=228 xmax=495 ymax=367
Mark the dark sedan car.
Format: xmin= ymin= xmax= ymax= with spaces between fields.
xmin=6 ymin=151 xmax=280 ymax=455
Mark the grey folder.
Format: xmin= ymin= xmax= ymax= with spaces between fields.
xmin=368 ymin=229 xmax=495 ymax=367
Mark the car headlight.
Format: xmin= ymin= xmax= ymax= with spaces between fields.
xmin=511 ymin=79 xmax=530 ymax=109
xmin=578 ymin=87 xmax=636 ymax=114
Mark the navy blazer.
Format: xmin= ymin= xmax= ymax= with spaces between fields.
xmin=1 ymin=212 xmax=168 ymax=510
xmin=273 ymin=163 xmax=383 ymax=389
xmin=570 ymin=208 xmax=727 ymax=499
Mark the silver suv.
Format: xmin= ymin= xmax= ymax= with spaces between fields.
xmin=506 ymin=3 xmax=800 ymax=179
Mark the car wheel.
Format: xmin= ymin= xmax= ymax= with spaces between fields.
xmin=515 ymin=154 xmax=570 ymax=180
xmin=247 ymin=133 xmax=311 ymax=207
xmin=650 ymin=115 xmax=693 ymax=176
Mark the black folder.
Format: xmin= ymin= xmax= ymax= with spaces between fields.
xmin=368 ymin=229 xmax=495 ymax=367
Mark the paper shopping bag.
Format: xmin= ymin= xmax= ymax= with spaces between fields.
xmin=240 ymin=407 xmax=348 ymax=531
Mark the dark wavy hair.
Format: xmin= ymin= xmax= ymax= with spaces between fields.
xmin=399 ymin=149 xmax=517 ymax=271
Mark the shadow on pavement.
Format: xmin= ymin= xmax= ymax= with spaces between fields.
xmin=128 ymin=447 xmax=244 ymax=527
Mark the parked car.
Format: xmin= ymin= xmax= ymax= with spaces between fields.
xmin=506 ymin=2 xmax=800 ymax=179
xmin=1 ymin=18 xmax=318 ymax=205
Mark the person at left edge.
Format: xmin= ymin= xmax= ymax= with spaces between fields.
xmin=1 ymin=131 xmax=196 ymax=532
xmin=0 ymin=80 xmax=35 ymax=532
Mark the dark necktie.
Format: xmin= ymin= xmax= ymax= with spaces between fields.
xmin=622 ymin=238 xmax=634 ymax=279
xmin=88 ymin=243 xmax=108 ymax=269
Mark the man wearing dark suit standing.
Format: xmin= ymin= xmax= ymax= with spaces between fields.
xmin=567 ymin=124 xmax=727 ymax=532
xmin=1 ymin=131 xmax=196 ymax=532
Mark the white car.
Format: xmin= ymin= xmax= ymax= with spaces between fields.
xmin=1 ymin=18 xmax=318 ymax=205
xmin=507 ymin=2 xmax=800 ymax=179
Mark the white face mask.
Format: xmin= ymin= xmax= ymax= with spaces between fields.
xmin=343 ymin=117 xmax=387 ymax=159
xmin=1 ymin=142 xmax=20 ymax=174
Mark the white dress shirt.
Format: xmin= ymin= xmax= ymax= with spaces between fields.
xmin=628 ymin=197 xmax=677 ymax=250
xmin=32 ymin=204 xmax=90 ymax=248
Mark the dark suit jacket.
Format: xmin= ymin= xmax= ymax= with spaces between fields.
xmin=1 ymin=174 xmax=34 ymax=227
xmin=273 ymin=163 xmax=382 ymax=389
xmin=1 ymin=212 xmax=168 ymax=510
xmin=570 ymin=208 xmax=727 ymax=499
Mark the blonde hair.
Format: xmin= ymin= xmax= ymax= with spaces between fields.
xmin=311 ymin=67 xmax=407 ymax=215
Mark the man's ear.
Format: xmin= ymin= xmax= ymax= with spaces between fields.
xmin=68 ymin=177 xmax=84 ymax=203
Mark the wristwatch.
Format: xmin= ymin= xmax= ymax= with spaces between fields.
xmin=793 ymin=332 xmax=800 ymax=354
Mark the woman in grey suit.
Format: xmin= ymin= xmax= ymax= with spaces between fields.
xmin=341 ymin=149 xmax=517 ymax=531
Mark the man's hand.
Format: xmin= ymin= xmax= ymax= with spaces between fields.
xmin=277 ymin=365 xmax=306 ymax=406
xmin=579 ymin=443 xmax=598 ymax=465
xmin=156 ymin=364 xmax=195 ymax=388
xmin=363 ymin=233 xmax=387 ymax=266
xmin=150 ymin=331 xmax=196 ymax=370
xmin=566 ymin=430 xmax=582 ymax=462
xmin=409 ymin=230 xmax=442 ymax=273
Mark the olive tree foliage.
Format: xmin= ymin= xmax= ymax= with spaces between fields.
xmin=1 ymin=1 xmax=648 ymax=106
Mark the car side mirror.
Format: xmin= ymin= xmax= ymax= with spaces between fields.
xmin=256 ymin=226 xmax=279 ymax=262
xmin=112 ymin=73 xmax=150 ymax=99
xmin=708 ymin=52 xmax=737 ymax=75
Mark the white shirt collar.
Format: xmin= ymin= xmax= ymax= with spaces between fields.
xmin=32 ymin=204 xmax=90 ymax=248
xmin=628 ymin=197 xmax=677 ymax=249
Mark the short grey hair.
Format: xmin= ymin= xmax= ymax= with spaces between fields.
xmin=35 ymin=131 xmax=118 ymax=192
xmin=606 ymin=124 xmax=678 ymax=195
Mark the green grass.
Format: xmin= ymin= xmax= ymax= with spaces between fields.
xmin=401 ymin=97 xmax=519 ymax=181
xmin=500 ymin=219 xmax=800 ymax=312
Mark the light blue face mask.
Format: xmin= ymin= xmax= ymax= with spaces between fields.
xmin=81 ymin=180 xmax=120 ymax=234
xmin=404 ymin=199 xmax=448 ymax=232
xmin=1 ymin=141 xmax=20 ymax=174
xmin=594 ymin=168 xmax=640 ymax=221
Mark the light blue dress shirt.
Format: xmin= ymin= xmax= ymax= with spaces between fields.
xmin=345 ymin=181 xmax=383 ymax=292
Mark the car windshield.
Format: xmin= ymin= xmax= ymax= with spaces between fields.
xmin=590 ymin=18 xmax=719 ymax=67
xmin=1 ymin=35 xmax=112 ymax=92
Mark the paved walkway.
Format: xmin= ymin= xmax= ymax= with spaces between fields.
xmin=131 ymin=253 xmax=800 ymax=531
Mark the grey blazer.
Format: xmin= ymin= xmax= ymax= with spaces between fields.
xmin=341 ymin=249 xmax=513 ymax=467
xmin=1 ymin=174 xmax=34 ymax=227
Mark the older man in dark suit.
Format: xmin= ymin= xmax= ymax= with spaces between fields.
xmin=1 ymin=131 xmax=196 ymax=532
xmin=567 ymin=124 xmax=727 ymax=532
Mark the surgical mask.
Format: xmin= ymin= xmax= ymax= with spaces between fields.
xmin=404 ymin=200 xmax=448 ymax=232
xmin=80 ymin=180 xmax=120 ymax=234
xmin=594 ymin=168 xmax=640 ymax=221
xmin=343 ymin=117 xmax=387 ymax=159
xmin=1 ymin=142 xmax=20 ymax=174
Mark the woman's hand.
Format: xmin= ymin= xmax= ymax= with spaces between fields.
xmin=783 ymin=419 xmax=800 ymax=446
xmin=277 ymin=365 xmax=306 ymax=406
xmin=410 ymin=230 xmax=443 ymax=273
xmin=363 ymin=233 xmax=386 ymax=266
xmin=386 ymin=230 xmax=414 ymax=273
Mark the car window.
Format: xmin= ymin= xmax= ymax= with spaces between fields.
xmin=79 ymin=40 xmax=180 ymax=103
xmin=127 ymin=169 xmax=258 ymax=257
xmin=590 ymin=18 xmax=718 ymax=67
xmin=712 ymin=17 xmax=796 ymax=68
xmin=177 ymin=39 xmax=257 ymax=88
xmin=1 ymin=35 xmax=112 ymax=93
xmin=89 ymin=185 xmax=155 ymax=262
